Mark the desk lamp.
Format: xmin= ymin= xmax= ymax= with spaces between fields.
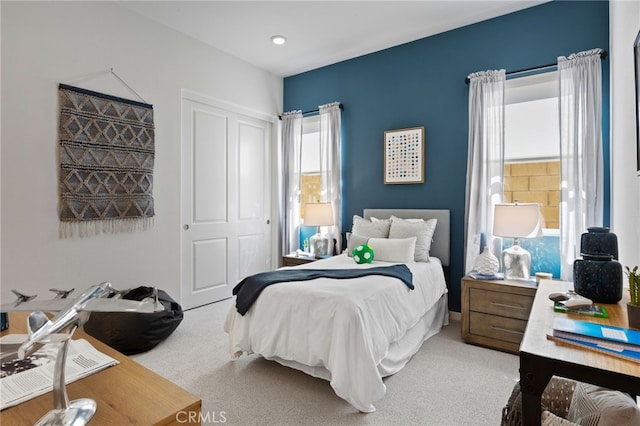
xmin=304 ymin=202 xmax=334 ymax=258
xmin=493 ymin=202 xmax=542 ymax=280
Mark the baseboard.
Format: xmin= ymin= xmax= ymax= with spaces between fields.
xmin=449 ymin=311 xmax=461 ymax=322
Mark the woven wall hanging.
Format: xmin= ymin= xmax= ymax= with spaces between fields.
xmin=58 ymin=84 xmax=155 ymax=238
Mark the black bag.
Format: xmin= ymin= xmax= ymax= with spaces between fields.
xmin=83 ymin=286 xmax=183 ymax=355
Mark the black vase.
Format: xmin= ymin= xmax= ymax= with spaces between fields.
xmin=573 ymin=253 xmax=623 ymax=303
xmin=580 ymin=227 xmax=618 ymax=259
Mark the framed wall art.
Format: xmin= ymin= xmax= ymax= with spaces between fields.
xmin=384 ymin=127 xmax=425 ymax=184
xmin=634 ymin=29 xmax=640 ymax=175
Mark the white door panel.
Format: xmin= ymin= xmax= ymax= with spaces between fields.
xmin=193 ymin=109 xmax=227 ymax=223
xmin=181 ymin=94 xmax=272 ymax=310
xmin=238 ymin=233 xmax=268 ymax=279
xmin=193 ymin=238 xmax=227 ymax=291
xmin=238 ymin=120 xmax=266 ymax=220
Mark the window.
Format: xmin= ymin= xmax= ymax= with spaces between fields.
xmin=299 ymin=116 xmax=327 ymax=252
xmin=504 ymin=72 xmax=560 ymax=229
xmin=282 ymin=105 xmax=341 ymax=255
xmin=504 ymin=71 xmax=561 ymax=277
xmin=300 ymin=116 xmax=322 ymax=220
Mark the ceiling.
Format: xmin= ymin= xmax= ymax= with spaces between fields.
xmin=119 ymin=1 xmax=548 ymax=78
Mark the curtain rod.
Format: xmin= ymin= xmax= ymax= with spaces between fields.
xmin=464 ymin=50 xmax=608 ymax=84
xmin=278 ymin=103 xmax=343 ymax=120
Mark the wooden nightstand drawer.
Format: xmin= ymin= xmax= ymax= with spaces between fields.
xmin=282 ymin=255 xmax=317 ymax=267
xmin=469 ymin=288 xmax=534 ymax=320
xmin=461 ymin=276 xmax=537 ymax=354
xmin=469 ymin=311 xmax=528 ymax=344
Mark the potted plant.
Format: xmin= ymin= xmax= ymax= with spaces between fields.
xmin=625 ymin=265 xmax=640 ymax=329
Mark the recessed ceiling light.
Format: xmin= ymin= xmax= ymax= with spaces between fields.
xmin=271 ymin=35 xmax=287 ymax=45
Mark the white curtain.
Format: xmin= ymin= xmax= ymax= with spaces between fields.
xmin=281 ymin=111 xmax=303 ymax=255
xmin=464 ymin=70 xmax=505 ymax=273
xmin=319 ymin=102 xmax=342 ymax=254
xmin=558 ymin=48 xmax=604 ymax=280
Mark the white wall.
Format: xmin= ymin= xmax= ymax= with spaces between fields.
xmin=0 ymin=2 xmax=282 ymax=303
xmin=0 ymin=2 xmax=3 ymax=302
xmin=610 ymin=0 xmax=640 ymax=269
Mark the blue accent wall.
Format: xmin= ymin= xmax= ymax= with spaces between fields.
xmin=283 ymin=1 xmax=610 ymax=312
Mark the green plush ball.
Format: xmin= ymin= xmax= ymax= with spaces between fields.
xmin=352 ymin=244 xmax=374 ymax=264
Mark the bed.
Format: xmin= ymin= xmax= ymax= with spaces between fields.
xmin=224 ymin=209 xmax=450 ymax=412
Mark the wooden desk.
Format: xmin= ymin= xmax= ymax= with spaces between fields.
xmin=519 ymin=280 xmax=640 ymax=426
xmin=1 ymin=313 xmax=201 ymax=425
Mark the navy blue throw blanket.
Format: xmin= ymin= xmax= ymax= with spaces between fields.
xmin=233 ymin=264 xmax=414 ymax=315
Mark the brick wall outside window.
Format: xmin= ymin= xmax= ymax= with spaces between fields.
xmin=504 ymin=161 xmax=560 ymax=229
xmin=300 ymin=173 xmax=321 ymax=219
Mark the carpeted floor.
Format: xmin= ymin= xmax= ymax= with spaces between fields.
xmin=132 ymin=298 xmax=519 ymax=425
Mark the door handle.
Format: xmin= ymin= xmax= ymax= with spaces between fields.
xmin=183 ymin=224 xmax=189 ymax=230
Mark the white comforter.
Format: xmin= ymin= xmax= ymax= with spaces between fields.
xmin=224 ymin=254 xmax=448 ymax=412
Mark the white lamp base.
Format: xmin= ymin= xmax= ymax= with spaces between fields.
xmin=310 ymin=233 xmax=329 ymax=258
xmin=502 ymin=242 xmax=531 ymax=280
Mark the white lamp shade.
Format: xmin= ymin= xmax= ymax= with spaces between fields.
xmin=493 ymin=203 xmax=542 ymax=238
xmin=304 ymin=202 xmax=334 ymax=226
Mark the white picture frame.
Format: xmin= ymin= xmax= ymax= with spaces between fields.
xmin=384 ymin=127 xmax=425 ymax=184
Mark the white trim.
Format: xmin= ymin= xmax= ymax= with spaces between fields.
xmin=505 ymin=71 xmax=558 ymax=104
xmin=302 ymin=115 xmax=321 ymax=134
xmin=181 ymin=89 xmax=276 ymax=123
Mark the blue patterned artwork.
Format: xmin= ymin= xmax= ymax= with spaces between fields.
xmin=503 ymin=232 xmax=561 ymax=278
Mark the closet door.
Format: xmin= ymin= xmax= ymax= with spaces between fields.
xmin=181 ymin=92 xmax=272 ymax=310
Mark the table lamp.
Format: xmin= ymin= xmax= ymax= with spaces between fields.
xmin=304 ymin=202 xmax=334 ymax=258
xmin=493 ymin=202 xmax=542 ymax=280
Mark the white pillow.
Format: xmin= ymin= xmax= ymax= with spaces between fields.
xmin=352 ymin=215 xmax=391 ymax=238
xmin=346 ymin=234 xmax=370 ymax=257
xmin=390 ymin=215 xmax=424 ymax=223
xmin=568 ymin=382 xmax=640 ymax=426
xmin=541 ymin=411 xmax=576 ymax=426
xmin=370 ymin=216 xmax=391 ymax=223
xmin=368 ymin=237 xmax=416 ymax=263
xmin=388 ymin=218 xmax=437 ymax=262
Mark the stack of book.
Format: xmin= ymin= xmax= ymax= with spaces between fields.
xmin=468 ymin=272 xmax=504 ymax=280
xmin=553 ymin=302 xmax=609 ymax=318
xmin=548 ymin=317 xmax=640 ymax=363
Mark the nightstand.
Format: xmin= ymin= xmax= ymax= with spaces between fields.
xmin=282 ymin=254 xmax=317 ymax=267
xmin=461 ymin=276 xmax=537 ymax=354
